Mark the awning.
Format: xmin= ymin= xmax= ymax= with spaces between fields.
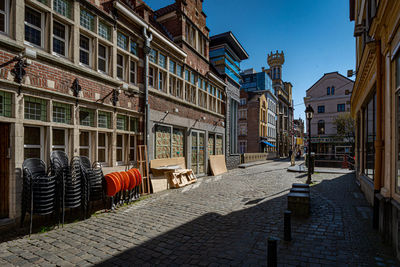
xmin=260 ymin=140 xmax=276 ymax=147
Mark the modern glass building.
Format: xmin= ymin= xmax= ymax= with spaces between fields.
xmin=240 ymin=68 xmax=274 ymax=92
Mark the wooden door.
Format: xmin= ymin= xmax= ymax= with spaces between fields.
xmin=0 ymin=123 xmax=9 ymax=218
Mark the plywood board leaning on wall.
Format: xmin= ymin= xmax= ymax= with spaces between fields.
xmin=209 ymin=155 xmax=227 ymax=176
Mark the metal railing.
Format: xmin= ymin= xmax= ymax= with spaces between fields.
xmin=312 ymin=153 xmax=355 ymax=169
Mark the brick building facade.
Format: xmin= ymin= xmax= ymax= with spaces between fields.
xmin=0 ymin=0 xmax=229 ymax=224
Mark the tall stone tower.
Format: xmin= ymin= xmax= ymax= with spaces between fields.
xmin=267 ymin=50 xmax=285 ymax=81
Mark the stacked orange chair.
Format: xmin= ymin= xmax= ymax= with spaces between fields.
xmin=104 ymin=169 xmax=143 ymax=209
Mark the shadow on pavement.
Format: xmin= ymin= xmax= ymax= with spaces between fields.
xmin=94 ymin=174 xmax=398 ymax=266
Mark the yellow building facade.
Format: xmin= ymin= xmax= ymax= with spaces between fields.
xmin=350 ymin=0 xmax=400 ymax=257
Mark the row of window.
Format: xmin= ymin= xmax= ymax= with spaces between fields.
xmin=19 ymin=1 xmax=140 ymax=83
xmin=185 ymin=22 xmax=207 ymax=57
xmin=24 ymin=125 xmax=136 ymax=165
xmin=317 ymin=104 xmax=347 ymax=113
xmin=0 ymin=92 xmax=139 ymax=132
xmin=148 ymin=47 xmax=225 ymax=114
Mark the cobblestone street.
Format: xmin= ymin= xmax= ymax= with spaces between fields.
xmin=0 ymin=160 xmax=399 ymax=266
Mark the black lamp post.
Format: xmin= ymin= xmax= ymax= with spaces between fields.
xmin=305 ymin=104 xmax=314 ymax=184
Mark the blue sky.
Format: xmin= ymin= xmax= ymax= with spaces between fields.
xmin=145 ymin=0 xmax=355 ymax=121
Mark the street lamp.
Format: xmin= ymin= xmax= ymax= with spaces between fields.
xmin=305 ymin=104 xmax=314 ymax=184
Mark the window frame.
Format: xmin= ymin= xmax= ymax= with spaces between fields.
xmin=52 ymin=20 xmax=69 ymax=58
xmin=116 ymin=53 xmax=125 ymax=80
xmin=97 ymin=132 xmax=108 ymax=164
xmin=97 ymin=43 xmax=108 ymax=74
xmin=79 ymin=34 xmax=92 ymax=67
xmin=318 ymin=120 xmax=325 ymax=135
xmin=79 ymin=131 xmax=91 ymax=161
xmin=116 ymin=134 xmax=124 ymax=165
xmin=80 ymin=8 xmax=95 ymax=32
xmin=52 ymin=127 xmax=68 ymax=153
xmin=317 ymin=105 xmax=325 ymax=113
xmin=130 ymin=60 xmax=136 ymax=84
xmin=24 ymin=126 xmax=44 ymax=160
xmin=24 ymin=6 xmax=45 ymax=48
xmin=0 ymin=0 xmax=9 ymax=35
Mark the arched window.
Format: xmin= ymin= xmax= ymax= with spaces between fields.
xmin=327 ymin=87 xmax=330 ymax=95
xmin=318 ymin=120 xmax=325 ymax=135
xmin=331 ymin=86 xmax=335 ymax=95
xmin=277 ymin=68 xmax=280 ymax=79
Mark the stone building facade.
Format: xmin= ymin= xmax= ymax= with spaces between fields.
xmin=304 ymin=72 xmax=354 ymax=157
xmin=350 ymin=0 xmax=400 ymax=259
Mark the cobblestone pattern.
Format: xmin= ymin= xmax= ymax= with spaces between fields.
xmin=0 ymin=160 xmax=398 ymax=266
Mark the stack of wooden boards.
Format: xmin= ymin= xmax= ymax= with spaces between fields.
xmin=287 ymin=183 xmax=310 ymax=217
xmin=164 ymin=169 xmax=197 ymax=188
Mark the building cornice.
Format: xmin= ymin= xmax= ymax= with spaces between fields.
xmin=351 ymin=41 xmax=377 ymax=117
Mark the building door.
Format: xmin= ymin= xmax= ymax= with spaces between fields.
xmin=0 ymin=123 xmax=10 ymax=218
xmin=191 ymin=131 xmax=205 ymax=175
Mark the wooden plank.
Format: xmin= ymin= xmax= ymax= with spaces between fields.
xmin=150 ymin=157 xmax=186 ymax=169
xmin=209 ymin=155 xmax=227 ymax=176
xmin=150 ymin=157 xmax=186 ymax=177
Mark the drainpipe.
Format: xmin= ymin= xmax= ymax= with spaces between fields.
xmin=373 ymin=40 xmax=383 ymax=229
xmin=143 ymin=28 xmax=152 ymax=159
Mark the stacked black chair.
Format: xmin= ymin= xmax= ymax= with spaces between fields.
xmin=21 ymin=158 xmax=57 ymax=235
xmin=79 ymin=157 xmax=105 ymax=216
xmin=50 ymin=151 xmax=81 ymax=225
xmin=80 ymin=157 xmax=104 ymax=201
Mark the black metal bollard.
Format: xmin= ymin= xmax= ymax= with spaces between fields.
xmin=267 ymin=237 xmax=278 ymax=267
xmin=284 ymin=210 xmax=292 ymax=241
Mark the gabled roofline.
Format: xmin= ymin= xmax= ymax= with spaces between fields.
xmin=306 ymin=71 xmax=354 ymax=92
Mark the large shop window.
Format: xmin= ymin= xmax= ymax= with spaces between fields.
xmin=52 ymin=128 xmax=67 ymax=152
xmin=24 ymin=126 xmax=43 ymax=160
xmin=396 ymin=53 xmax=400 ymax=190
xmin=363 ymin=92 xmax=376 ymax=179
xmin=24 ymin=96 xmax=47 ymax=121
xmin=397 ymin=90 xmax=400 ymax=191
xmin=0 ymin=91 xmax=12 ymax=118
xmin=155 ymin=125 xmax=184 ymax=159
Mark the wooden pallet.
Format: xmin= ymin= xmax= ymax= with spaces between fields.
xmin=165 ymin=169 xmax=197 ymax=188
